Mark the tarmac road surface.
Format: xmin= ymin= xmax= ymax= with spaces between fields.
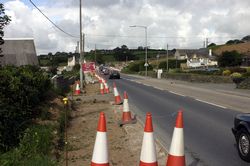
xmin=105 ymin=74 xmax=249 ymax=166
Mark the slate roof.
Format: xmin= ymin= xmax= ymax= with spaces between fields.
xmin=0 ymin=38 xmax=38 ymax=66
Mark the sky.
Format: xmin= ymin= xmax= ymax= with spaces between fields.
xmin=2 ymin=0 xmax=250 ymax=55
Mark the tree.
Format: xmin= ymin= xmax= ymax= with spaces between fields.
xmin=96 ymin=54 xmax=104 ymax=64
xmin=207 ymin=43 xmax=216 ymax=48
xmin=0 ymin=3 xmax=11 ymax=58
xmin=113 ymin=45 xmax=135 ymax=61
xmin=218 ymin=51 xmax=243 ymax=67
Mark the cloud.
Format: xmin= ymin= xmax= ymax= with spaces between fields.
xmin=3 ymin=0 xmax=250 ymax=54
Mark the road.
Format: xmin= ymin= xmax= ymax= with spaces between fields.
xmin=105 ymin=74 xmax=249 ymax=166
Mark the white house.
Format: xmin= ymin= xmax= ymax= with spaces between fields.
xmin=186 ymin=54 xmax=218 ymax=68
xmin=68 ymin=56 xmax=76 ymax=67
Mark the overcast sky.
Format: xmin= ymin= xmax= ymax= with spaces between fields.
xmin=3 ymin=0 xmax=250 ymax=55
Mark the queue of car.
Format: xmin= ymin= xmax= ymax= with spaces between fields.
xmin=98 ymin=65 xmax=120 ymax=79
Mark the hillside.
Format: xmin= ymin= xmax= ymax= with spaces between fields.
xmin=213 ymin=42 xmax=250 ymax=55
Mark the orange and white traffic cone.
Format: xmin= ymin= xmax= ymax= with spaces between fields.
xmin=100 ymin=83 xmax=104 ymax=95
xmin=91 ymin=112 xmax=109 ymax=166
xmin=119 ymin=91 xmax=137 ymax=125
xmin=113 ymin=82 xmax=122 ymax=105
xmin=140 ymin=113 xmax=158 ymax=166
xmin=103 ymin=80 xmax=110 ymax=94
xmin=75 ymin=82 xmax=81 ymax=95
xmin=166 ymin=111 xmax=185 ymax=166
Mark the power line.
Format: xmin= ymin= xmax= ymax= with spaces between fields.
xmin=29 ymin=0 xmax=79 ymax=38
xmin=85 ymin=33 xmax=245 ymax=39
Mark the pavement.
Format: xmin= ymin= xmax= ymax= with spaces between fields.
xmin=104 ymin=73 xmax=250 ymax=166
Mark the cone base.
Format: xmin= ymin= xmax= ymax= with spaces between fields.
xmin=75 ymin=90 xmax=80 ymax=95
xmin=139 ymin=161 xmax=158 ymax=166
xmin=122 ymin=112 xmax=132 ymax=122
xmin=91 ymin=162 xmax=109 ymax=166
xmin=166 ymin=154 xmax=185 ymax=166
xmin=115 ymin=96 xmax=122 ymax=105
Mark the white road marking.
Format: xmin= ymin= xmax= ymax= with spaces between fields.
xmin=169 ymin=91 xmax=186 ymax=97
xmin=154 ymin=87 xmax=164 ymax=91
xmin=195 ymin=99 xmax=227 ymax=109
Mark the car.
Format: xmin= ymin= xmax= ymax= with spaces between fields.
xmin=232 ymin=113 xmax=250 ymax=162
xmin=109 ymin=70 xmax=120 ymax=79
xmin=103 ymin=68 xmax=109 ymax=75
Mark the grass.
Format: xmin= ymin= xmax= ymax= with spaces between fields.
xmin=0 ymin=124 xmax=57 ymax=166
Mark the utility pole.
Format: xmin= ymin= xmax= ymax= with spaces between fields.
xmin=79 ymin=0 xmax=84 ymax=89
xmin=145 ymin=27 xmax=148 ymax=77
xmin=95 ymin=44 xmax=97 ymax=65
xmin=166 ymin=44 xmax=169 ymax=72
xmin=206 ymin=38 xmax=209 ymax=48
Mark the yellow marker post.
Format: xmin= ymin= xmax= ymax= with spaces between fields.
xmin=63 ymin=97 xmax=68 ymax=166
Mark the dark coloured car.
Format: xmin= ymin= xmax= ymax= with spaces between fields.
xmin=232 ymin=113 xmax=250 ymax=162
xmin=109 ymin=70 xmax=120 ymax=79
xmin=103 ymin=68 xmax=110 ymax=75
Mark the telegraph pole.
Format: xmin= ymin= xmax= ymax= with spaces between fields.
xmin=166 ymin=44 xmax=169 ymax=72
xmin=79 ymin=0 xmax=83 ymax=89
xmin=95 ymin=44 xmax=97 ymax=65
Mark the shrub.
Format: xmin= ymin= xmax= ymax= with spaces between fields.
xmin=0 ymin=65 xmax=51 ymax=152
xmin=225 ymin=67 xmax=246 ymax=73
xmin=122 ymin=61 xmax=153 ymax=73
xmin=230 ymin=72 xmax=242 ymax=78
xmin=0 ymin=125 xmax=56 ymax=166
xmin=158 ymin=59 xmax=187 ymax=69
xmin=230 ymin=72 xmax=244 ymax=88
xmin=247 ymin=67 xmax=250 ymax=73
xmin=222 ymin=70 xmax=231 ymax=76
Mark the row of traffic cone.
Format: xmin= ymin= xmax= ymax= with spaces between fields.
xmin=91 ymin=111 xmax=185 ymax=166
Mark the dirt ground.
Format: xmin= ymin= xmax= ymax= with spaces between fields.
xmin=59 ymin=83 xmax=166 ymax=166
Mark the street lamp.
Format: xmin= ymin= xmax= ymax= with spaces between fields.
xmin=129 ymin=25 xmax=148 ymax=76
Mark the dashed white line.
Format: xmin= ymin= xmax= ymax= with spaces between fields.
xmin=169 ymin=91 xmax=186 ymax=97
xmin=195 ymin=99 xmax=227 ymax=109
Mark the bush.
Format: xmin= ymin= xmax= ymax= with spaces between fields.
xmin=158 ymin=59 xmax=187 ymax=69
xmin=222 ymin=70 xmax=231 ymax=76
xmin=122 ymin=61 xmax=153 ymax=73
xmin=0 ymin=125 xmax=56 ymax=166
xmin=0 ymin=65 xmax=51 ymax=152
xmin=247 ymin=67 xmax=250 ymax=73
xmin=225 ymin=67 xmax=246 ymax=73
xmin=230 ymin=72 xmax=244 ymax=88
xmin=218 ymin=51 xmax=243 ymax=67
xmin=230 ymin=72 xmax=242 ymax=78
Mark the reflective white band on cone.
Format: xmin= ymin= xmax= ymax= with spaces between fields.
xmin=91 ymin=132 xmax=109 ymax=165
xmin=169 ymin=128 xmax=184 ymax=156
xmin=140 ymin=132 xmax=157 ymax=165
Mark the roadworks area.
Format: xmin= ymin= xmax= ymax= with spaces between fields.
xmin=59 ymin=83 xmax=167 ymax=165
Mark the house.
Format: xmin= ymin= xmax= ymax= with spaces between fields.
xmin=186 ymin=54 xmax=218 ymax=68
xmin=68 ymin=56 xmax=76 ymax=67
xmin=0 ymin=38 xmax=38 ymax=66
xmin=174 ymin=48 xmax=217 ymax=69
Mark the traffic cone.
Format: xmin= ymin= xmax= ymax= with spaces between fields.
xmin=119 ymin=91 xmax=137 ymax=125
xmin=113 ymin=82 xmax=122 ymax=105
xmin=100 ymin=83 xmax=104 ymax=95
xmin=91 ymin=112 xmax=109 ymax=166
xmin=75 ymin=82 xmax=81 ymax=95
xmin=140 ymin=113 xmax=158 ymax=166
xmin=166 ymin=111 xmax=185 ymax=166
xmin=103 ymin=80 xmax=110 ymax=94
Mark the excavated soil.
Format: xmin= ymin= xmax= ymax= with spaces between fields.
xmin=59 ymin=83 xmax=166 ymax=166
